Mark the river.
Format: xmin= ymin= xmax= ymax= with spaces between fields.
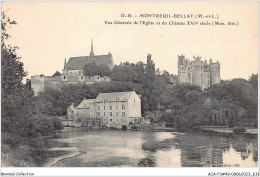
xmin=46 ymin=128 xmax=258 ymax=167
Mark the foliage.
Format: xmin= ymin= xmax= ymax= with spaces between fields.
xmin=233 ymin=126 xmax=246 ymax=133
xmin=83 ymin=62 xmax=111 ymax=77
xmin=1 ymin=13 xmax=63 ymax=166
xmin=111 ymin=61 xmax=145 ymax=83
xmin=52 ymin=71 xmax=61 ymax=77
xmin=143 ymin=54 xmax=159 ymax=111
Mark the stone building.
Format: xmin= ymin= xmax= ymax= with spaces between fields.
xmin=31 ymin=40 xmax=114 ymax=96
xmin=67 ymin=91 xmax=142 ymax=129
xmin=61 ymin=39 xmax=114 ymax=83
xmin=178 ymin=55 xmax=220 ymax=90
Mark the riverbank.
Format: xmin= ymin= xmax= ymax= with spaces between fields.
xmin=198 ymin=126 xmax=258 ymax=135
xmin=44 ymin=147 xmax=81 ymax=167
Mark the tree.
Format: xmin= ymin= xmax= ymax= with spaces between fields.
xmin=1 ymin=13 xmax=63 ymax=149
xmin=52 ymin=71 xmax=61 ymax=77
xmin=1 ymin=12 xmax=25 ymax=97
xmin=1 ymin=12 xmax=32 ymax=136
xmin=143 ymin=54 xmax=158 ymax=111
xmin=83 ymin=62 xmax=111 ymax=77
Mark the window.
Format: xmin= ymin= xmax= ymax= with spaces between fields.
xmin=117 ymin=119 xmax=119 ymax=122
xmin=109 ymin=106 xmax=112 ymax=110
xmin=104 ymin=106 xmax=106 ymax=110
xmin=134 ymin=99 xmax=135 ymax=103
xmin=97 ymin=106 xmax=100 ymax=110
xmin=122 ymin=112 xmax=125 ymax=116
xmin=110 ymin=119 xmax=113 ymax=122
xmin=97 ymin=77 xmax=100 ymax=79
xmin=81 ymin=76 xmax=83 ymax=79
xmin=89 ymin=77 xmax=91 ymax=79
xmin=201 ymin=73 xmax=203 ymax=77
xmin=97 ymin=112 xmax=100 ymax=116
xmin=104 ymin=112 xmax=106 ymax=116
xmin=116 ymin=112 xmax=119 ymax=116
xmin=109 ymin=112 xmax=112 ymax=116
xmin=116 ymin=105 xmax=118 ymax=109
xmin=122 ymin=105 xmax=125 ymax=109
xmin=69 ymin=72 xmax=73 ymax=76
xmin=208 ymin=81 xmax=210 ymax=85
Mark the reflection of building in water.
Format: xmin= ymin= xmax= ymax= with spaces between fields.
xmin=179 ymin=133 xmax=226 ymax=167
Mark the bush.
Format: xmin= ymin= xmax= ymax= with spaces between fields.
xmin=233 ymin=126 xmax=246 ymax=133
xmin=52 ymin=117 xmax=63 ymax=130
xmin=2 ymin=133 xmax=23 ymax=148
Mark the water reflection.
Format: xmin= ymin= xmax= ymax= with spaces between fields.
xmin=50 ymin=129 xmax=258 ymax=167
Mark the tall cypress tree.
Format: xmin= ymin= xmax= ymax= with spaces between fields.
xmin=143 ymin=54 xmax=158 ymax=111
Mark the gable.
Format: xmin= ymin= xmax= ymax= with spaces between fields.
xmin=77 ymin=99 xmax=95 ymax=109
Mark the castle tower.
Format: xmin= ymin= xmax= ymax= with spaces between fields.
xmin=178 ymin=55 xmax=192 ymax=84
xmin=191 ymin=56 xmax=203 ymax=87
xmin=31 ymin=75 xmax=45 ymax=96
xmin=90 ymin=38 xmax=94 ymax=61
xmin=209 ymin=60 xmax=221 ymax=85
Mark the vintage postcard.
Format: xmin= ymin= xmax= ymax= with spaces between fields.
xmin=1 ymin=1 xmax=258 ymax=176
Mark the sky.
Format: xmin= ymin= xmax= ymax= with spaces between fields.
xmin=2 ymin=1 xmax=258 ymax=81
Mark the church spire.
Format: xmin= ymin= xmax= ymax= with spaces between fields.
xmin=90 ymin=38 xmax=94 ymax=60
xmin=63 ymin=58 xmax=66 ymax=70
xmin=91 ymin=38 xmax=93 ymax=54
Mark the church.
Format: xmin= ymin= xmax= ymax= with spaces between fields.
xmin=31 ymin=40 xmax=114 ymax=96
xmin=61 ymin=39 xmax=114 ymax=83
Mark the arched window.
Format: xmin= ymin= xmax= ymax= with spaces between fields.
xmin=78 ymin=71 xmax=82 ymax=76
xmin=81 ymin=76 xmax=83 ymax=80
xmin=69 ymin=72 xmax=73 ymax=76
xmin=64 ymin=76 xmax=66 ymax=79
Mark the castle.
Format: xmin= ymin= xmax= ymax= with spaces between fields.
xmin=31 ymin=40 xmax=114 ymax=96
xmin=178 ymin=55 xmax=220 ymax=90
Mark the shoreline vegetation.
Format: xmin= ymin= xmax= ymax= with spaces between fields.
xmin=197 ymin=126 xmax=258 ymax=135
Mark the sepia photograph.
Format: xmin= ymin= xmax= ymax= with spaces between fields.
xmin=1 ymin=1 xmax=258 ymax=176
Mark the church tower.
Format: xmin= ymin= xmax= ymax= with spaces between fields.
xmin=90 ymin=38 xmax=94 ymax=62
xmin=62 ymin=58 xmax=67 ymax=75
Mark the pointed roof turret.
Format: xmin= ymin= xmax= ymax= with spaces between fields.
xmin=90 ymin=38 xmax=94 ymax=56
xmin=63 ymin=58 xmax=67 ymax=70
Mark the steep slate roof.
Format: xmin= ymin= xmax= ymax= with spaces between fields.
xmin=77 ymin=99 xmax=95 ymax=109
xmin=66 ymin=54 xmax=113 ymax=70
xmin=94 ymin=91 xmax=136 ymax=103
